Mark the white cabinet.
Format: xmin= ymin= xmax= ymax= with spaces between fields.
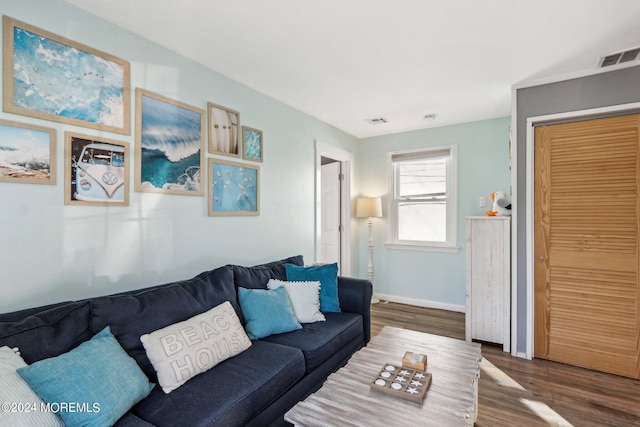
xmin=465 ymin=216 xmax=510 ymax=352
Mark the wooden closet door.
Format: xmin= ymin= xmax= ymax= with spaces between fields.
xmin=534 ymin=114 xmax=640 ymax=379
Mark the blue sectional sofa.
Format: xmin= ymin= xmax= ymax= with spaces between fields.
xmin=0 ymin=256 xmax=372 ymax=426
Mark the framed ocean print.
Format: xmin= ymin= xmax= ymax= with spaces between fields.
xmin=135 ymin=89 xmax=204 ymax=196
xmin=0 ymin=119 xmax=56 ymax=185
xmin=242 ymin=126 xmax=263 ymax=162
xmin=208 ymin=102 xmax=240 ymax=158
xmin=64 ymin=132 xmax=129 ymax=206
xmin=3 ymin=16 xmax=131 ymax=135
xmin=208 ymin=158 xmax=259 ymax=216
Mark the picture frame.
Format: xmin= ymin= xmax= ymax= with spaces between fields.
xmin=3 ymin=16 xmax=131 ymax=135
xmin=0 ymin=118 xmax=56 ymax=185
xmin=242 ymin=126 xmax=263 ymax=162
xmin=208 ymin=158 xmax=259 ymax=216
xmin=135 ymin=88 xmax=205 ymax=196
xmin=64 ymin=131 xmax=129 ymax=206
xmin=207 ymin=102 xmax=240 ymax=158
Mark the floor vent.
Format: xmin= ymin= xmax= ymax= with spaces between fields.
xmin=599 ymin=47 xmax=640 ymax=68
xmin=366 ymin=117 xmax=388 ymax=124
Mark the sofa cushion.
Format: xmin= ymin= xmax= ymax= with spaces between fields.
xmin=0 ymin=301 xmax=92 ymax=364
xmin=261 ymin=312 xmax=363 ymax=373
xmin=267 ymin=279 xmax=325 ymax=323
xmin=251 ymin=255 xmax=304 ymax=277
xmin=285 ymin=263 xmax=341 ymax=313
xmin=91 ymin=265 xmax=237 ymax=378
xmin=132 ymin=340 xmax=305 ymax=427
xmin=0 ymin=346 xmax=65 ymax=427
xmin=0 ymin=301 xmax=72 ymax=322
xmin=231 ymin=255 xmax=304 ymax=290
xmin=140 ymin=301 xmax=251 ymax=393
xmin=17 ymin=327 xmax=154 ymax=427
xmin=238 ymin=286 xmax=302 ymax=340
xmin=113 ymin=412 xmax=156 ymax=427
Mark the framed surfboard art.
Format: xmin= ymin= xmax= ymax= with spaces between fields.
xmin=207 ymin=102 xmax=240 ymax=158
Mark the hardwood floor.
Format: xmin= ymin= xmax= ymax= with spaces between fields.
xmin=371 ymin=301 xmax=640 ymax=427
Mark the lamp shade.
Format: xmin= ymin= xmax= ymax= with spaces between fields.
xmin=356 ymin=197 xmax=383 ymax=218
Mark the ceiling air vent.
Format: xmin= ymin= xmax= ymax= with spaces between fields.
xmin=599 ymin=47 xmax=640 ymax=68
xmin=366 ymin=117 xmax=388 ymax=125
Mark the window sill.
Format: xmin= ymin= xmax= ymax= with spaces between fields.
xmin=384 ymin=242 xmax=460 ymax=253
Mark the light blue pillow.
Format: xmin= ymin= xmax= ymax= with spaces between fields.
xmin=238 ymin=286 xmax=302 ymax=340
xmin=17 ymin=327 xmax=154 ymax=427
xmin=285 ymin=263 xmax=341 ymax=313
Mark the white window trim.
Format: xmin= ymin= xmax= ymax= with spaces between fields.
xmin=385 ymin=145 xmax=459 ymax=253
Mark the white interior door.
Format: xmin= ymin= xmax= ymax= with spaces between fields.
xmin=315 ymin=141 xmax=352 ymax=276
xmin=320 ymin=161 xmax=341 ymax=266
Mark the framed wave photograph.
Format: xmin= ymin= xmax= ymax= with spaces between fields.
xmin=242 ymin=126 xmax=263 ymax=162
xmin=208 ymin=102 xmax=240 ymax=158
xmin=135 ymin=89 xmax=204 ymax=196
xmin=3 ymin=16 xmax=131 ymax=135
xmin=64 ymin=132 xmax=129 ymax=206
xmin=0 ymin=119 xmax=56 ymax=185
xmin=208 ymin=158 xmax=259 ymax=216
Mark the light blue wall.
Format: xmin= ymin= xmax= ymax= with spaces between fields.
xmin=355 ymin=117 xmax=511 ymax=309
xmin=0 ymin=0 xmax=512 ymax=315
xmin=0 ymin=0 xmax=359 ymax=313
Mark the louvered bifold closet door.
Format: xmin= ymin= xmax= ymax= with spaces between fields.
xmin=534 ymin=114 xmax=640 ymax=379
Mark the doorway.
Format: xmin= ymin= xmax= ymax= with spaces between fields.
xmin=533 ymin=114 xmax=640 ymax=379
xmin=315 ymin=142 xmax=352 ymax=276
xmin=320 ymin=158 xmax=341 ymax=266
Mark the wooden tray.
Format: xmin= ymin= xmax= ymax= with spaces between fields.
xmin=370 ymin=362 xmax=432 ymax=403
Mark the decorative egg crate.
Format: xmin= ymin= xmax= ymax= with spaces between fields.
xmin=370 ymin=363 xmax=432 ymax=403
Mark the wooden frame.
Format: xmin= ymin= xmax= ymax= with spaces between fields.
xmin=64 ymin=131 xmax=129 ymax=206
xmin=207 ymin=102 xmax=240 ymax=158
xmin=135 ymin=89 xmax=204 ymax=196
xmin=208 ymin=158 xmax=259 ymax=216
xmin=3 ymin=16 xmax=131 ymax=135
xmin=242 ymin=126 xmax=263 ymax=162
xmin=0 ymin=119 xmax=56 ymax=185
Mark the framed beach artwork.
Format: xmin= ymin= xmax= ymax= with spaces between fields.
xmin=0 ymin=119 xmax=56 ymax=185
xmin=208 ymin=102 xmax=240 ymax=158
xmin=242 ymin=126 xmax=263 ymax=162
xmin=2 ymin=16 xmax=131 ymax=135
xmin=208 ymin=158 xmax=259 ymax=216
xmin=135 ymin=89 xmax=204 ymax=196
xmin=64 ymin=132 xmax=129 ymax=206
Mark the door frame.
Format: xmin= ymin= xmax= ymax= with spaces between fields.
xmin=523 ymin=101 xmax=640 ymax=359
xmin=314 ymin=141 xmax=353 ymax=276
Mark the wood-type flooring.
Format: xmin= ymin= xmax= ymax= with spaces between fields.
xmin=370 ymin=301 xmax=640 ymax=427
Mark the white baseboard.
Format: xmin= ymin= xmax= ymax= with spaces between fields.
xmin=374 ymin=293 xmax=466 ymax=313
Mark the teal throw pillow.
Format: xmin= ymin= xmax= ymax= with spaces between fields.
xmin=285 ymin=263 xmax=341 ymax=313
xmin=238 ymin=286 xmax=302 ymax=340
xmin=17 ymin=326 xmax=154 ymax=427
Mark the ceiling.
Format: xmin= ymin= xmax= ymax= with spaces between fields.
xmin=66 ymin=0 xmax=640 ymax=139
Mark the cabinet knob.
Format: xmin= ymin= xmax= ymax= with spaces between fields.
xmin=539 ymin=255 xmax=545 ymax=260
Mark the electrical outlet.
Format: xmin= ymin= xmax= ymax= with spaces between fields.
xmin=479 ymin=196 xmax=486 ymax=207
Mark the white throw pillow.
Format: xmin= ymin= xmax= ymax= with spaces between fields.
xmin=140 ymin=301 xmax=252 ymax=394
xmin=0 ymin=346 xmax=65 ymax=427
xmin=267 ymin=279 xmax=326 ymax=323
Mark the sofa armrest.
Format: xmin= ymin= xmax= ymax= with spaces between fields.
xmin=337 ymin=276 xmax=373 ymax=344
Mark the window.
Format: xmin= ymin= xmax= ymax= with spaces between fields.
xmin=387 ymin=145 xmax=458 ymax=252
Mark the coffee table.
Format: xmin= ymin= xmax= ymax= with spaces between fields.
xmin=285 ymin=326 xmax=482 ymax=426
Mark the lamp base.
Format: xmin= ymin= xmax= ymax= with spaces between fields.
xmin=371 ymin=295 xmax=380 ymax=304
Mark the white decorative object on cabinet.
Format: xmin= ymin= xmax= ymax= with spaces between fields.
xmin=466 ymin=216 xmax=510 ymax=352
